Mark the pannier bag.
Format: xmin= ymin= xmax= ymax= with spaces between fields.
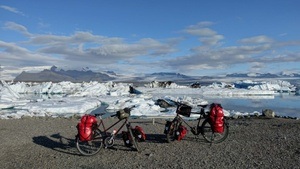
xmin=133 ymin=126 xmax=146 ymax=141
xmin=122 ymin=131 xmax=133 ymax=147
xmin=176 ymin=125 xmax=187 ymax=141
xmin=116 ymin=108 xmax=131 ymax=120
xmin=77 ymin=115 xmax=97 ymax=141
xmin=176 ymin=104 xmax=192 ymax=117
xmin=164 ymin=121 xmax=172 ymax=134
xmin=209 ymin=103 xmax=224 ymax=133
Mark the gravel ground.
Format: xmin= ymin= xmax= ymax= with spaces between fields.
xmin=0 ymin=116 xmax=299 ymax=169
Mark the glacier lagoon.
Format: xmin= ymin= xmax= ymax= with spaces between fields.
xmin=1 ymin=80 xmax=300 ymax=119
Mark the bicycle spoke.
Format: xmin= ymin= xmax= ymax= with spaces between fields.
xmin=76 ymin=130 xmax=103 ymax=156
xmin=200 ymin=118 xmax=229 ymax=143
xmin=165 ymin=120 xmax=178 ymax=143
xmin=76 ymin=106 xmax=143 ymax=154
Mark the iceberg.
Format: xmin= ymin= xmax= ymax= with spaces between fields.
xmin=0 ymin=79 xmax=298 ymax=119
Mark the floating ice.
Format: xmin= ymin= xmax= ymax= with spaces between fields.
xmin=0 ymin=79 xmax=297 ymax=119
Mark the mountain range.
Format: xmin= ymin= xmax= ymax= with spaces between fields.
xmin=14 ymin=66 xmax=115 ymax=82
xmin=13 ymin=66 xmax=300 ymax=83
xmin=226 ymin=73 xmax=300 ymax=78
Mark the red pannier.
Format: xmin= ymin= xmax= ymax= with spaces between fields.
xmin=176 ymin=125 xmax=187 ymax=141
xmin=209 ymin=103 xmax=224 ymax=133
xmin=133 ymin=126 xmax=146 ymax=141
xmin=77 ymin=115 xmax=97 ymax=141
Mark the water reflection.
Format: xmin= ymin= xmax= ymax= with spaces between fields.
xmin=204 ymin=94 xmax=300 ymax=118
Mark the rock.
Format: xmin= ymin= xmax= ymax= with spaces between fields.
xmin=232 ymin=114 xmax=239 ymax=119
xmin=190 ymin=82 xmax=201 ymax=88
xmin=262 ymin=109 xmax=275 ymax=118
xmin=156 ymin=99 xmax=172 ymax=108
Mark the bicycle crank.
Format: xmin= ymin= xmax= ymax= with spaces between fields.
xmin=191 ymin=127 xmax=200 ymax=135
xmin=104 ymin=136 xmax=115 ymax=148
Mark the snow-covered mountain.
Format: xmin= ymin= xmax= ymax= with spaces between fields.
xmin=13 ymin=66 xmax=300 ymax=84
xmin=13 ymin=67 xmax=198 ymax=83
xmin=14 ymin=66 xmax=116 ymax=82
xmin=226 ymin=72 xmax=300 ymax=78
xmin=142 ymin=72 xmax=196 ymax=82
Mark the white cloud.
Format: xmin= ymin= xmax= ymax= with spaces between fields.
xmin=199 ymin=34 xmax=224 ymax=46
xmin=0 ymin=23 xmax=179 ymax=79
xmin=0 ymin=5 xmax=24 ymax=15
xmin=186 ymin=27 xmax=217 ymax=37
xmin=250 ymin=62 xmax=265 ymax=72
xmin=184 ymin=22 xmax=224 ymax=47
xmin=0 ymin=40 xmax=62 ymax=66
xmin=239 ymin=35 xmax=274 ymax=44
xmin=0 ymin=21 xmax=300 ymax=79
xmin=4 ymin=22 xmax=31 ymax=36
xmin=164 ymin=35 xmax=300 ymax=74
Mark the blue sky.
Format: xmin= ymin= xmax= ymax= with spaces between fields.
xmin=1 ymin=0 xmax=300 ymax=80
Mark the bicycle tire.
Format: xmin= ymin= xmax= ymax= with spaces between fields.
xmin=128 ymin=127 xmax=139 ymax=151
xmin=200 ymin=118 xmax=229 ymax=143
xmin=166 ymin=120 xmax=178 ymax=143
xmin=76 ymin=129 xmax=103 ymax=156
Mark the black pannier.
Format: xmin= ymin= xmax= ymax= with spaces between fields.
xmin=176 ymin=104 xmax=192 ymax=117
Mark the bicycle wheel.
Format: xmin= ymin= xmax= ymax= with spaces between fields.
xmin=200 ymin=118 xmax=229 ymax=143
xmin=76 ymin=129 xmax=103 ymax=156
xmin=128 ymin=127 xmax=139 ymax=151
xmin=166 ymin=120 xmax=178 ymax=143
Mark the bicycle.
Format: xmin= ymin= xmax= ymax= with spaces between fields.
xmin=75 ymin=106 xmax=139 ymax=156
xmin=164 ymin=102 xmax=229 ymax=143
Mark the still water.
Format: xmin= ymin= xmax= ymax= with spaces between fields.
xmin=203 ymin=93 xmax=300 ymax=118
xmin=2 ymin=92 xmax=299 ymax=119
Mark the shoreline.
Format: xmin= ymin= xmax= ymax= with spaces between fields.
xmin=0 ymin=117 xmax=299 ymax=168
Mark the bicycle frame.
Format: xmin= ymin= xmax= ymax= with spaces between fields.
xmin=95 ymin=105 xmax=137 ymax=137
xmin=165 ymin=103 xmax=229 ymax=144
xmin=172 ymin=110 xmax=205 ymax=135
xmin=97 ymin=116 xmax=129 ymax=137
xmin=76 ymin=107 xmax=139 ymax=156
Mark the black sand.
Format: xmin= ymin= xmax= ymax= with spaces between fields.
xmin=0 ymin=117 xmax=299 ymax=169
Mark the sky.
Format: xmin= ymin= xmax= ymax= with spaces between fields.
xmin=1 ymin=0 xmax=300 ymax=80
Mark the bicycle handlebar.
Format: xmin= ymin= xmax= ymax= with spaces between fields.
xmin=110 ymin=105 xmax=136 ymax=118
xmin=171 ymin=99 xmax=209 ymax=108
xmin=197 ymin=104 xmax=208 ymax=108
xmin=127 ymin=105 xmax=136 ymax=110
xmin=94 ymin=113 xmax=106 ymax=117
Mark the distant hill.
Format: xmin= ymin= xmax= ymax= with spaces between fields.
xmin=13 ymin=67 xmax=198 ymax=83
xmin=144 ymin=72 xmax=195 ymax=81
xmin=13 ymin=66 xmax=300 ymax=83
xmin=226 ymin=73 xmax=300 ymax=78
xmin=14 ymin=66 xmax=115 ymax=82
